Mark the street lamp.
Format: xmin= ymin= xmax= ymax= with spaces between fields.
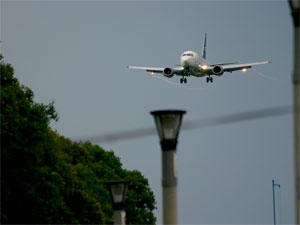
xmin=272 ymin=180 xmax=281 ymax=225
xmin=151 ymin=110 xmax=186 ymax=225
xmin=289 ymin=0 xmax=300 ymax=25
xmin=288 ymin=0 xmax=300 ymax=223
xmin=106 ymin=180 xmax=128 ymax=225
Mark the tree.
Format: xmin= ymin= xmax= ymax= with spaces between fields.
xmin=54 ymin=137 xmax=157 ymax=224
xmin=1 ymin=54 xmax=62 ymax=223
xmin=124 ymin=170 xmax=157 ymax=224
xmin=1 ymin=55 xmax=156 ymax=224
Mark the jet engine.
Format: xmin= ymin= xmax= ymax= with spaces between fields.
xmin=162 ymin=68 xmax=174 ymax=78
xmin=212 ymin=65 xmax=224 ymax=76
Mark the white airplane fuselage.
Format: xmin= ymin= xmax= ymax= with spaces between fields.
xmin=180 ymin=50 xmax=207 ymax=77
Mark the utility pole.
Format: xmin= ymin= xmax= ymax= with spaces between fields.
xmin=288 ymin=0 xmax=300 ymax=223
xmin=272 ymin=180 xmax=281 ymax=225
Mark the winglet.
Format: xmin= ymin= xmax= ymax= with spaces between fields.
xmin=202 ymin=33 xmax=207 ymax=60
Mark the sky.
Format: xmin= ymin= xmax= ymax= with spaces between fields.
xmin=1 ymin=0 xmax=296 ymax=224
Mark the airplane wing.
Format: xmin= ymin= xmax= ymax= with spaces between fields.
xmin=222 ymin=60 xmax=272 ymax=72
xmin=128 ymin=66 xmax=184 ymax=75
xmin=209 ymin=62 xmax=238 ymax=66
xmin=127 ymin=66 xmax=164 ymax=73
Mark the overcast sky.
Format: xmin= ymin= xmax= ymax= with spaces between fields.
xmin=2 ymin=0 xmax=296 ymax=224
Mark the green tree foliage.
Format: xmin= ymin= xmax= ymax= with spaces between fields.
xmin=124 ymin=170 xmax=156 ymax=224
xmin=1 ymin=55 xmax=156 ymax=224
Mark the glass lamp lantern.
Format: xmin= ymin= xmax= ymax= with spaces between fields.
xmin=151 ymin=110 xmax=186 ymax=150
xmin=106 ymin=180 xmax=128 ymax=210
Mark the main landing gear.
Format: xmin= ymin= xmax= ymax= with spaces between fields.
xmin=180 ymin=77 xmax=187 ymax=83
xmin=206 ymin=76 xmax=213 ymax=83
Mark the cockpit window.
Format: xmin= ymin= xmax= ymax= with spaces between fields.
xmin=182 ymin=53 xmax=194 ymax=57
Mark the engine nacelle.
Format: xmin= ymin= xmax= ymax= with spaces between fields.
xmin=162 ymin=68 xmax=174 ymax=78
xmin=212 ymin=65 xmax=224 ymax=76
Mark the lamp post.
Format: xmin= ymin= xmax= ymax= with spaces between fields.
xmin=272 ymin=179 xmax=281 ymax=225
xmin=150 ymin=110 xmax=186 ymax=225
xmin=106 ymin=180 xmax=128 ymax=225
xmin=288 ymin=0 xmax=300 ymax=223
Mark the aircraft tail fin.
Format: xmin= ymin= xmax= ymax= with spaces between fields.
xmin=202 ymin=33 xmax=207 ymax=60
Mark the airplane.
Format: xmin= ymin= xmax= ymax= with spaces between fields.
xmin=128 ymin=34 xmax=272 ymax=83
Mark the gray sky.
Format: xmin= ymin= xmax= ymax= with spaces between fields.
xmin=1 ymin=0 xmax=295 ymax=223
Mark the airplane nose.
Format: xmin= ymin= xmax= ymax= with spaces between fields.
xmin=181 ymin=57 xmax=188 ymax=67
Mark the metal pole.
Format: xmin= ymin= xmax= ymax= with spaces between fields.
xmin=272 ymin=180 xmax=276 ymax=225
xmin=161 ymin=140 xmax=178 ymax=225
xmin=293 ymin=26 xmax=300 ymax=224
xmin=288 ymin=1 xmax=300 ymax=223
xmin=114 ymin=210 xmax=126 ymax=225
xmin=272 ymin=180 xmax=280 ymax=225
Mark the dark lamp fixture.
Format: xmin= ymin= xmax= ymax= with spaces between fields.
xmin=289 ymin=0 xmax=300 ymax=10
xmin=151 ymin=110 xmax=186 ymax=149
xmin=289 ymin=0 xmax=300 ymax=27
xmin=106 ymin=180 xmax=128 ymax=210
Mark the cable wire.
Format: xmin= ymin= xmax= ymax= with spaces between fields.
xmin=74 ymin=105 xmax=292 ymax=144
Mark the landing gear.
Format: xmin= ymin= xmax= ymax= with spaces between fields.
xmin=206 ymin=76 xmax=213 ymax=83
xmin=180 ymin=78 xmax=187 ymax=84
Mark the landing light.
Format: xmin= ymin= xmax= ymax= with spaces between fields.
xmin=151 ymin=72 xmax=154 ymax=75
xmin=242 ymin=68 xmax=247 ymax=72
xmin=200 ymin=65 xmax=207 ymax=70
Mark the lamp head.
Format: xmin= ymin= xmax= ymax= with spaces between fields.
xmin=288 ymin=0 xmax=300 ymax=27
xmin=151 ymin=110 xmax=186 ymax=150
xmin=105 ymin=180 xmax=128 ymax=210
